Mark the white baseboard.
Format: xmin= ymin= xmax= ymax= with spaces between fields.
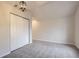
xmin=0 ymin=51 xmax=10 ymax=58
xmin=33 ymin=39 xmax=74 ymax=45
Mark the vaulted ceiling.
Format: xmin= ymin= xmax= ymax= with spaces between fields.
xmin=4 ymin=1 xmax=79 ymax=20
xmin=27 ymin=1 xmax=79 ymax=20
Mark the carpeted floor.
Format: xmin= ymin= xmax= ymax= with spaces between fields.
xmin=3 ymin=40 xmax=79 ymax=58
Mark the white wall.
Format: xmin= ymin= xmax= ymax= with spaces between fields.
xmin=0 ymin=3 xmax=10 ymax=57
xmin=32 ymin=2 xmax=78 ymax=44
xmin=32 ymin=17 xmax=74 ymax=44
xmin=75 ymin=6 xmax=79 ymax=48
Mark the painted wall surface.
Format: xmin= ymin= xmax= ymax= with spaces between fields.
xmin=0 ymin=3 xmax=10 ymax=57
xmin=32 ymin=2 xmax=78 ymax=44
xmin=75 ymin=6 xmax=79 ymax=48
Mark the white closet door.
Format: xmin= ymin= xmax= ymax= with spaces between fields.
xmin=10 ymin=14 xmax=29 ymax=51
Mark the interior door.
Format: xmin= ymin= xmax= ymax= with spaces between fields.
xmin=10 ymin=13 xmax=29 ymax=51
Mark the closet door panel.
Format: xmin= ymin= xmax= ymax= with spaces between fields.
xmin=11 ymin=14 xmax=29 ymax=51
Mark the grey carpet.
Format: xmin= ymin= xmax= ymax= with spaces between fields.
xmin=3 ymin=40 xmax=79 ymax=58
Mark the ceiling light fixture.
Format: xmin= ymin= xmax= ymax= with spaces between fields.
xmin=14 ymin=1 xmax=27 ymax=12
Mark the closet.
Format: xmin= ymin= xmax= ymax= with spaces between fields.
xmin=10 ymin=13 xmax=30 ymax=51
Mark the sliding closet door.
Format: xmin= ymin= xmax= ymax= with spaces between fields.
xmin=10 ymin=14 xmax=29 ymax=51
